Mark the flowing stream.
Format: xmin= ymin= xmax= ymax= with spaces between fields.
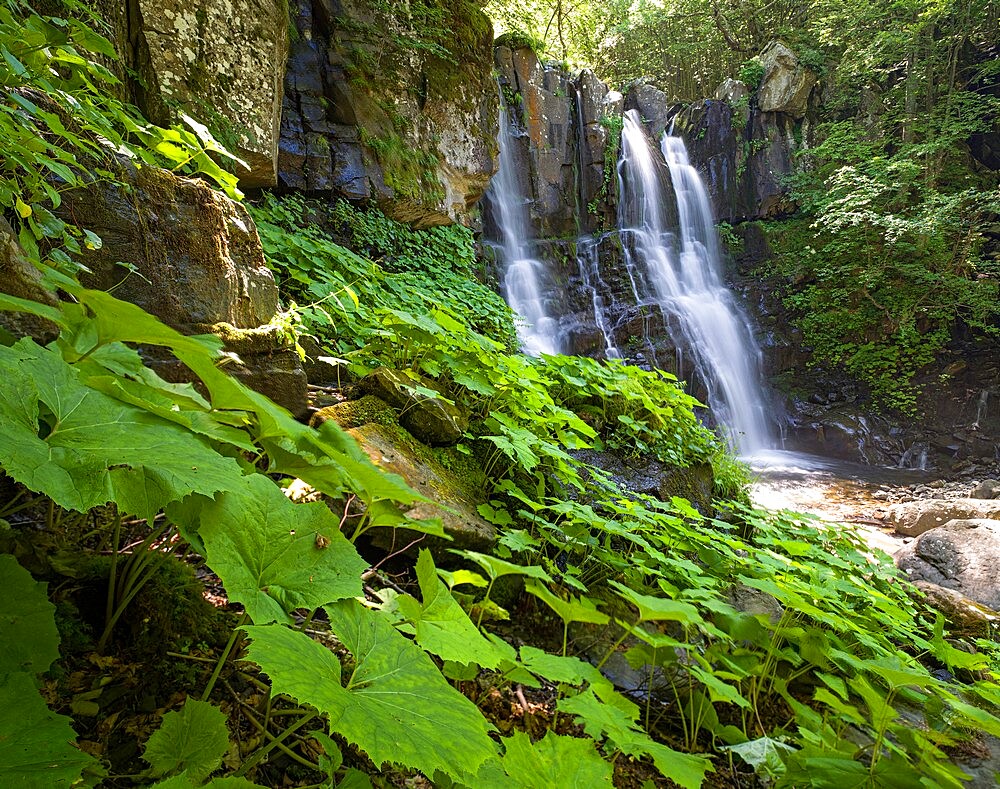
xmin=617 ymin=110 xmax=774 ymax=454
xmin=483 ymin=99 xmax=560 ymax=356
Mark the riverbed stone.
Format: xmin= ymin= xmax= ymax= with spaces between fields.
xmin=971 ymin=479 xmax=1000 ymax=499
xmin=885 ymin=499 xmax=1000 ymax=537
xmin=894 ymin=519 xmax=1000 ymax=610
xmin=356 ymin=368 xmax=467 ymax=446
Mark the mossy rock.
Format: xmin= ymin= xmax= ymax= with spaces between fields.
xmin=357 ymin=368 xmax=468 ymax=446
xmin=310 ymin=395 xmax=398 ymax=430
xmin=348 ymin=422 xmax=494 ymax=552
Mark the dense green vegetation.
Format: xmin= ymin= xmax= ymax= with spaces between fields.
xmin=0 ymin=2 xmax=998 ymax=789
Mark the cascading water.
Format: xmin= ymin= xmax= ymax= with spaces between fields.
xmin=483 ymin=99 xmax=560 ymax=356
xmin=617 ymin=109 xmax=773 ymax=454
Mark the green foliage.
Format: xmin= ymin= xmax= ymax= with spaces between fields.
xmin=243 ymin=599 xmax=499 ymax=782
xmin=1 ymin=4 xmax=999 ymax=788
xmin=0 ymin=0 xmax=245 ymax=278
xmin=0 ymin=554 xmax=60 ymax=676
xmin=250 ymin=194 xmax=517 ymax=354
xmin=770 ymin=115 xmax=1000 ymax=412
xmin=194 ymin=474 xmax=369 ymax=625
xmin=738 ymin=58 xmax=766 ymax=89
xmin=0 ymin=671 xmax=96 ymax=787
xmin=143 ymin=699 xmax=231 ymax=782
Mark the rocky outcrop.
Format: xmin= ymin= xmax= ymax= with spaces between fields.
xmin=59 ymin=163 xmax=307 ymax=416
xmin=971 ymin=480 xmax=1000 ymax=499
xmin=668 ymin=98 xmax=798 ymax=222
xmin=755 ymin=41 xmax=817 ymax=119
xmin=884 ymin=499 xmax=1000 ymax=537
xmin=279 ymin=0 xmax=497 ymax=227
xmin=98 ymin=0 xmax=288 ymax=188
xmin=895 ymin=519 xmax=1000 ymax=610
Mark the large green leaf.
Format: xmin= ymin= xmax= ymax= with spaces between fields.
xmin=0 ymin=672 xmax=95 ymax=788
xmin=143 ymin=698 xmax=230 ymax=782
xmin=0 ymin=339 xmax=242 ymax=517
xmin=243 ymin=600 xmax=498 ymax=780
xmin=0 ymin=555 xmax=60 ymax=677
xmin=524 ymin=581 xmax=609 ymax=626
xmin=499 ymin=730 xmax=613 ymax=787
xmin=558 ymin=688 xmax=712 ymax=789
xmin=198 ymin=474 xmax=368 ymax=624
xmin=396 ymin=550 xmax=503 ymax=668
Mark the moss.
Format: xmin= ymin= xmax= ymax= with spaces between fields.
xmin=311 ymin=395 xmax=398 ymax=430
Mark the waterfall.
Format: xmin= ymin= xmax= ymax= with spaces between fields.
xmin=483 ymin=99 xmax=560 ymax=356
xmin=617 ymin=109 xmax=773 ymax=455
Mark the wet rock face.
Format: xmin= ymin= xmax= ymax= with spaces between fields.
xmin=279 ymin=0 xmax=497 ymax=227
xmin=894 ymin=518 xmax=1000 ymax=610
xmin=59 ymin=163 xmax=307 ymax=416
xmin=669 ymin=99 xmax=797 ymax=223
xmin=100 ymin=0 xmax=289 ymax=188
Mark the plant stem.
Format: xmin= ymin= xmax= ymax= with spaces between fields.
xmin=235 ymin=711 xmax=317 ymax=777
xmin=202 ymin=612 xmax=249 ymax=701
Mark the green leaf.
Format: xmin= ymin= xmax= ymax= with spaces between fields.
xmin=452 ymin=550 xmax=551 ymax=583
xmin=558 ymin=689 xmax=712 ymax=789
xmin=498 ymin=730 xmax=613 ymax=787
xmin=0 ymin=555 xmax=60 ymax=677
xmin=0 ymin=339 xmax=242 ymax=517
xmin=609 ymin=580 xmax=700 ymax=625
xmin=396 ymin=550 xmax=503 ymax=668
xmin=198 ymin=474 xmax=369 ymax=624
xmin=244 ymin=600 xmax=498 ymax=780
xmin=519 ymin=646 xmax=597 ymax=685
xmin=0 ymin=672 xmax=95 ymax=788
xmin=524 ymin=581 xmax=609 ymax=626
xmin=143 ymin=699 xmax=230 ymax=781
xmin=722 ymin=736 xmax=796 ymax=780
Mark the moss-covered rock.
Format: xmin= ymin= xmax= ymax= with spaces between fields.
xmin=310 ymin=395 xmax=398 ymax=430
xmin=356 ymin=368 xmax=468 ymax=446
xmin=348 ymin=422 xmax=494 ymax=551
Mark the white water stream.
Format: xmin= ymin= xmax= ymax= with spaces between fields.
xmin=617 ymin=110 xmax=774 ymax=454
xmin=484 ymin=101 xmax=560 ymax=356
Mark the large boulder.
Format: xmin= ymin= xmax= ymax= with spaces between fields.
xmin=625 ymin=80 xmax=676 ymax=140
xmin=99 ymin=0 xmax=288 ymax=188
xmin=59 ymin=163 xmax=307 ymax=416
xmin=756 ymin=41 xmax=817 ymax=119
xmin=971 ymin=479 xmax=1000 ymax=499
xmin=885 ymin=499 xmax=1000 ymax=537
xmin=895 ymin=519 xmax=1000 ymax=610
xmin=279 ymin=0 xmax=497 ymax=227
